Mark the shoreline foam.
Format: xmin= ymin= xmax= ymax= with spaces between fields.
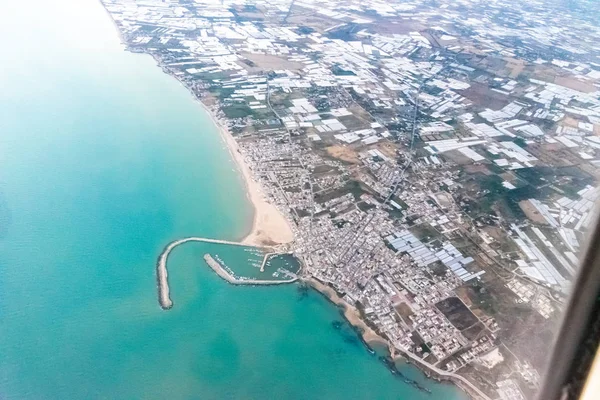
xmin=303 ymin=276 xmax=387 ymax=346
xmin=304 ymin=276 xmax=489 ymax=400
xmin=108 ymin=19 xmax=294 ymax=249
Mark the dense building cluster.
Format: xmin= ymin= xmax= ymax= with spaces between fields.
xmin=102 ymin=0 xmax=600 ymax=398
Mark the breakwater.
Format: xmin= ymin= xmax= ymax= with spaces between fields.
xmin=155 ymin=237 xmax=294 ymax=309
xmin=156 ymin=237 xmax=264 ymax=309
xmin=203 ymin=254 xmax=297 ymax=285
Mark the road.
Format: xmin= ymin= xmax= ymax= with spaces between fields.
xmin=400 ymin=349 xmax=493 ymax=400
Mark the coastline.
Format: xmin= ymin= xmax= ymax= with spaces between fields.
xmin=181 ymin=88 xmax=485 ymax=400
xmin=99 ymin=0 xmax=293 ymax=248
xmin=392 ymin=350 xmax=489 ymax=400
xmin=303 ymin=276 xmax=388 ymax=347
xmin=304 ymin=275 xmax=486 ymax=400
xmin=196 ymin=100 xmax=295 ymax=247
xmin=155 ymin=236 xmax=280 ymax=309
xmin=98 ymin=0 xmax=126 ymax=46
xmin=100 ymin=8 xmax=478 ymax=399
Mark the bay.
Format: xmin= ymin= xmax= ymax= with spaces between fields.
xmin=0 ymin=1 xmax=467 ymax=399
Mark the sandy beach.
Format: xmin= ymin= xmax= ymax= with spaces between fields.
xmin=113 ymin=13 xmax=293 ymax=247
xmin=199 ymin=100 xmax=294 ymax=247
xmin=142 ymin=53 xmax=294 ymax=248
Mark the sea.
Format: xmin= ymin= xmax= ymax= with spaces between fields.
xmin=0 ymin=1 xmax=467 ymax=399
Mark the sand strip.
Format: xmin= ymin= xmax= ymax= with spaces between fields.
xmin=197 ymin=101 xmax=294 ymax=247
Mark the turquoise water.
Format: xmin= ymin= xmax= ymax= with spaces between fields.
xmin=0 ymin=1 xmax=466 ymax=399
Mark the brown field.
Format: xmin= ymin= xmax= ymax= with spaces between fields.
xmin=562 ymin=116 xmax=580 ymax=127
xmin=240 ymin=52 xmax=305 ymax=72
xmin=504 ymin=57 xmax=525 ymax=78
xmin=339 ymin=114 xmax=371 ymax=130
xmin=464 ymin=164 xmax=493 ymax=175
xmin=434 ymin=192 xmax=454 ymax=208
xmin=375 ymin=141 xmax=398 ymax=159
xmin=286 ymin=11 xmax=339 ymax=33
xmin=371 ymin=19 xmax=426 ymax=35
xmin=529 ymin=64 xmax=566 ymax=83
xmin=518 ymin=199 xmax=548 ymax=224
xmin=555 ymin=76 xmax=597 ymax=93
xmin=499 ymin=172 xmax=517 ymax=183
xmin=455 ymin=286 xmax=474 ymax=307
xmin=394 ymin=302 xmax=414 ymax=322
xmin=443 ymin=150 xmax=481 ymax=166
xmin=459 ymin=44 xmax=488 ymax=57
xmin=348 ymin=103 xmax=372 ymax=120
xmin=526 ymin=143 xmax=578 ymax=167
xmin=459 ymin=83 xmax=511 ymax=110
xmin=200 ymin=92 xmax=218 ymax=107
xmin=482 ymin=226 xmax=509 ymax=242
xmin=326 ymin=145 xmax=361 ymax=164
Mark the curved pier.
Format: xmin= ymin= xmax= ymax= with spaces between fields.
xmin=156 ymin=237 xmax=292 ymax=309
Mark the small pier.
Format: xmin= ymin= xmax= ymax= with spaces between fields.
xmin=260 ymin=252 xmax=277 ymax=272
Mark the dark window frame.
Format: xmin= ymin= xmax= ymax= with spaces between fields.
xmin=537 ymin=214 xmax=600 ymax=400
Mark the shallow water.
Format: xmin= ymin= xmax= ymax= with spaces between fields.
xmin=0 ymin=1 xmax=466 ymax=399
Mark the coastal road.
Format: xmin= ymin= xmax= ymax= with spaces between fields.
xmin=400 ymin=350 xmax=493 ymax=400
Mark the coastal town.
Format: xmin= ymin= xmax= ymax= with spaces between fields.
xmin=101 ymin=0 xmax=600 ymax=398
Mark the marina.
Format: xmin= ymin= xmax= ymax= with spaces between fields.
xmin=156 ymin=236 xmax=298 ymax=309
xmin=203 ymin=254 xmax=297 ymax=286
xmin=0 ymin=0 xmax=467 ymax=398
